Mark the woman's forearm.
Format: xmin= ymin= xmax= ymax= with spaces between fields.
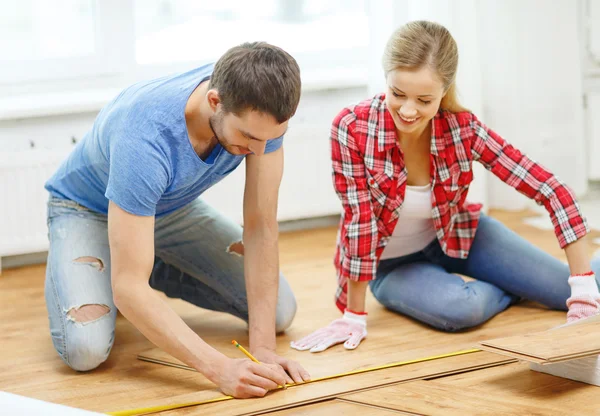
xmin=347 ymin=280 xmax=369 ymax=312
xmin=564 ymin=236 xmax=592 ymax=275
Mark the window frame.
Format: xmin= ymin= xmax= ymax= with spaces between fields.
xmin=0 ymin=0 xmax=368 ymax=96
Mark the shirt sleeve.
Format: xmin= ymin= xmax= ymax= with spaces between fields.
xmin=105 ymin=130 xmax=170 ymax=217
xmin=469 ymin=113 xmax=589 ymax=247
xmin=264 ymin=135 xmax=284 ymax=154
xmin=331 ymin=109 xmax=379 ymax=282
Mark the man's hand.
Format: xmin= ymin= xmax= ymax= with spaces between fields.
xmin=252 ymin=346 xmax=311 ymax=385
xmin=212 ymin=357 xmax=288 ymax=398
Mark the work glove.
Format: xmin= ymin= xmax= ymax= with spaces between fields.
xmin=566 ymin=272 xmax=600 ymax=323
xmin=290 ymin=309 xmax=367 ymax=353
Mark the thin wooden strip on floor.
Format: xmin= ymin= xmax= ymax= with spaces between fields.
xmin=127 ymin=353 xmax=511 ymax=416
xmin=478 ymin=345 xmax=600 ymax=364
xmin=544 ymin=351 xmax=600 ymax=363
xmin=476 ymin=345 xmax=548 ymax=364
xmin=256 ymin=399 xmax=407 ymax=416
xmin=478 ymin=315 xmax=600 ymax=363
xmin=137 ymin=356 xmax=196 ymax=372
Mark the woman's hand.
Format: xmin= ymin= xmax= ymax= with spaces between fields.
xmin=290 ymin=310 xmax=367 ymax=353
xmin=566 ymin=272 xmax=600 ymax=323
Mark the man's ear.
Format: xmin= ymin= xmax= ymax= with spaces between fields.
xmin=206 ymin=89 xmax=221 ymax=112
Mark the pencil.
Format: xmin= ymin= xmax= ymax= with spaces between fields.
xmin=231 ymin=340 xmax=289 ymax=390
xmin=231 ymin=340 xmax=260 ymax=363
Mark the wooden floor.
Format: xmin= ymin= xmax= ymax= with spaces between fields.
xmin=1 ymin=209 xmax=599 ymax=415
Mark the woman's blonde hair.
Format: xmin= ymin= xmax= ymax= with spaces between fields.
xmin=382 ymin=20 xmax=468 ymax=113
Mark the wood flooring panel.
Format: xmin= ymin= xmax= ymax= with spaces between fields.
xmin=341 ymin=362 xmax=600 ymax=415
xmin=259 ymin=399 xmax=403 ymax=416
xmin=131 ymin=352 xmax=510 ymax=416
xmin=340 ymin=379 xmax=566 ymax=416
xmin=427 ymin=362 xmax=599 ymax=413
xmin=478 ymin=315 xmax=600 ymax=363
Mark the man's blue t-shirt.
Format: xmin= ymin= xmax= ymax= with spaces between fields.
xmin=45 ymin=63 xmax=283 ymax=217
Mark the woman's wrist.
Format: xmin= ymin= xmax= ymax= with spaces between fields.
xmin=343 ymin=309 xmax=368 ymax=325
xmin=564 ymin=238 xmax=592 ymax=275
xmin=347 ymin=280 xmax=369 ymax=312
xmin=568 ymin=273 xmax=599 ymax=297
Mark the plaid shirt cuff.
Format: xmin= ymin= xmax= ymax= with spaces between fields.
xmin=341 ymin=254 xmax=377 ymax=282
xmin=555 ymin=218 xmax=590 ymax=248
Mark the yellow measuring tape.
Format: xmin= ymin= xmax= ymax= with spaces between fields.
xmin=106 ymin=348 xmax=481 ymax=416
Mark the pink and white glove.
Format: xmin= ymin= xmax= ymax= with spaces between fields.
xmin=290 ymin=309 xmax=367 ymax=353
xmin=566 ymin=272 xmax=600 ymax=323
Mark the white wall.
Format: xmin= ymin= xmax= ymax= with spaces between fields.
xmin=479 ymin=0 xmax=587 ymax=210
xmin=583 ymin=0 xmax=600 ymax=181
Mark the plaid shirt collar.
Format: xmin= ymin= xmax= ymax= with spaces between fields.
xmin=375 ymin=93 xmax=447 ymax=157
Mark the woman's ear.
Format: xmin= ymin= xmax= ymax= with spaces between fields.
xmin=442 ymin=87 xmax=449 ymax=100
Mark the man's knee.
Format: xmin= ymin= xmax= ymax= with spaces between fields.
xmin=275 ymin=281 xmax=297 ymax=334
xmin=64 ymin=340 xmax=112 ymax=372
xmin=62 ymin=304 xmax=113 ymax=371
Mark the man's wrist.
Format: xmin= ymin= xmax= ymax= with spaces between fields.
xmin=249 ymin=335 xmax=276 ymax=353
xmin=198 ymin=351 xmax=228 ymax=383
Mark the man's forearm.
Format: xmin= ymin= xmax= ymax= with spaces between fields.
xmin=243 ymin=224 xmax=279 ymax=352
xmin=113 ymin=281 xmax=226 ymax=382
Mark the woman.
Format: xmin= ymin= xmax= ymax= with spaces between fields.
xmin=291 ymin=21 xmax=600 ymax=353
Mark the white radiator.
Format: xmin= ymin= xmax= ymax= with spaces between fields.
xmin=0 ymin=149 xmax=70 ymax=264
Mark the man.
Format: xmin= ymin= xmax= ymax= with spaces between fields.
xmin=44 ymin=42 xmax=310 ymax=398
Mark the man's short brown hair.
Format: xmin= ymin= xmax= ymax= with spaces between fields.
xmin=209 ymin=42 xmax=301 ymax=124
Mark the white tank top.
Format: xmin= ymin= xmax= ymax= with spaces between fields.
xmin=380 ymin=184 xmax=437 ymax=260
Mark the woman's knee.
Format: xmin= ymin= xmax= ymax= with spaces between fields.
xmin=434 ymin=306 xmax=488 ymax=332
xmin=369 ymin=277 xmax=396 ymax=307
xmin=432 ymin=288 xmax=492 ymax=332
